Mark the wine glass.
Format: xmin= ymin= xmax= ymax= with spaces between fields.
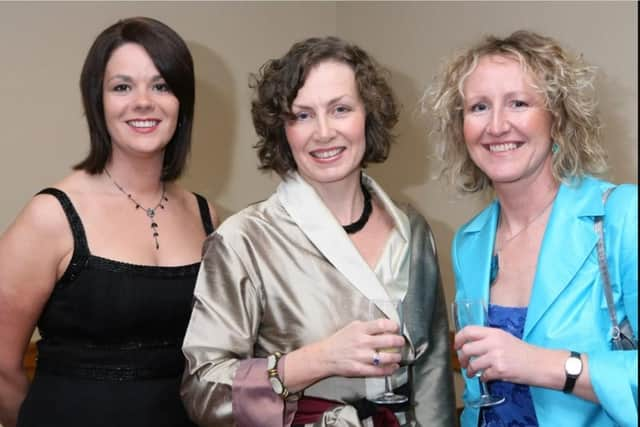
xmin=368 ymin=298 xmax=408 ymax=405
xmin=451 ymin=299 xmax=505 ymax=408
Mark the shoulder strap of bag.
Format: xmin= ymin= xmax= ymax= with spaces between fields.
xmin=594 ymin=186 xmax=620 ymax=340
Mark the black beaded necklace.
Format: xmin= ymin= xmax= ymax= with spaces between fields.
xmin=342 ymin=182 xmax=372 ymax=234
xmin=104 ymin=169 xmax=168 ymax=250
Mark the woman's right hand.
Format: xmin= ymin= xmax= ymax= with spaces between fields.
xmin=323 ymin=318 xmax=405 ymax=377
xmin=283 ymin=319 xmax=405 ymax=392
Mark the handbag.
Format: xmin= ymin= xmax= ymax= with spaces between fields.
xmin=594 ymin=186 xmax=638 ymax=350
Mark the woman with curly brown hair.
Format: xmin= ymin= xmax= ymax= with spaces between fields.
xmin=181 ymin=36 xmax=455 ymax=427
xmin=426 ymin=30 xmax=637 ymax=427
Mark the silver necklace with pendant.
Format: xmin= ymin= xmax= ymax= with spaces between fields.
xmin=104 ymin=168 xmax=168 ymax=250
xmin=490 ymin=194 xmax=555 ymax=285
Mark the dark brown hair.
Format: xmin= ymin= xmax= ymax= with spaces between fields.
xmin=75 ymin=16 xmax=195 ymax=181
xmin=250 ymin=36 xmax=399 ymax=176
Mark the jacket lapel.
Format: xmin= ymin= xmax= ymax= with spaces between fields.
xmin=276 ymin=172 xmax=399 ymax=322
xmin=458 ymin=201 xmax=500 ymax=305
xmin=523 ymin=179 xmax=604 ymax=339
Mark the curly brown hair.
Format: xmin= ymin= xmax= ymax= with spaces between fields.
xmin=425 ymin=30 xmax=607 ymax=193
xmin=250 ymin=36 xmax=399 ymax=176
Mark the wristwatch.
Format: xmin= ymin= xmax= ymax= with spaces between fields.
xmin=562 ymin=351 xmax=582 ymax=394
xmin=266 ymin=352 xmax=302 ymax=402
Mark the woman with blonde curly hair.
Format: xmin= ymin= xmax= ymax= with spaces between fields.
xmin=427 ymin=30 xmax=637 ymax=426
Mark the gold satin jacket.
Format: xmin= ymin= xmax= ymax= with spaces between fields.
xmin=181 ymin=173 xmax=455 ymax=426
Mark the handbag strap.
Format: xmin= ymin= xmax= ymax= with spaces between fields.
xmin=594 ymin=186 xmax=620 ymax=339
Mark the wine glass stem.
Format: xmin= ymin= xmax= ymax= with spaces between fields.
xmin=479 ymin=377 xmax=490 ymax=397
xmin=385 ymin=376 xmax=393 ymax=394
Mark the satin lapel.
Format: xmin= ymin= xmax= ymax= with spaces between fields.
xmin=276 ymin=173 xmax=398 ymax=322
xmin=523 ymin=180 xmax=603 ymax=339
xmin=458 ymin=202 xmax=499 ymax=304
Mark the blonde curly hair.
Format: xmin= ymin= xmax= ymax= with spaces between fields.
xmin=425 ymin=30 xmax=607 ymax=193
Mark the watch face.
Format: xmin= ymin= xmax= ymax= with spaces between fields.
xmin=565 ymin=357 xmax=582 ymax=376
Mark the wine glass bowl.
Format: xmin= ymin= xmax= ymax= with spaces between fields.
xmin=451 ymin=299 xmax=505 ymax=408
xmin=368 ymin=298 xmax=408 ymax=405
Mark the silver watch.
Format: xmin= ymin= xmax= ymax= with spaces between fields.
xmin=562 ymin=351 xmax=582 ymax=393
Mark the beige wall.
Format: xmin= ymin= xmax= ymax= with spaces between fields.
xmin=0 ymin=0 xmax=636 ymax=411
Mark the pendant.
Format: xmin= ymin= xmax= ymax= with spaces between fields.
xmin=490 ymin=254 xmax=499 ymax=285
xmin=104 ymin=169 xmax=165 ymax=250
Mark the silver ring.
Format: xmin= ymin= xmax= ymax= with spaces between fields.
xmin=372 ymin=351 xmax=381 ymax=366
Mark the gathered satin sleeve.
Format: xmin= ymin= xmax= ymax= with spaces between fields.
xmin=405 ymin=208 xmax=456 ymax=426
xmin=180 ymin=232 xmax=296 ymax=427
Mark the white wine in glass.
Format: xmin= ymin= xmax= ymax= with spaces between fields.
xmin=368 ymin=298 xmax=408 ymax=405
xmin=451 ymin=299 xmax=505 ymax=408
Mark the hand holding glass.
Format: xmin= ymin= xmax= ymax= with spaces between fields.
xmin=368 ymin=299 xmax=408 ymax=405
xmin=451 ymin=299 xmax=505 ymax=408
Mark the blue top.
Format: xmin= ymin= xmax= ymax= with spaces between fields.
xmin=453 ymin=177 xmax=638 ymax=427
xmin=480 ymin=304 xmax=539 ymax=427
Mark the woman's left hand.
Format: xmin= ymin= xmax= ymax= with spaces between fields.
xmin=454 ymin=325 xmax=537 ymax=384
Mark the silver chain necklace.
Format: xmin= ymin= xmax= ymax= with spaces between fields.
xmin=495 ymin=195 xmax=555 ymax=254
xmin=104 ymin=168 xmax=168 ymax=250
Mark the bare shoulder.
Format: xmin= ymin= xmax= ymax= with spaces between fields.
xmin=29 ymin=171 xmax=91 ymax=231
xmin=4 ymin=173 xmax=88 ymax=258
xmin=169 ymin=184 xmax=220 ymax=228
xmin=8 ymin=187 xmax=70 ymax=243
xmin=2 ymin=171 xmax=93 ymax=259
xmin=0 ymin=177 xmax=75 ymax=299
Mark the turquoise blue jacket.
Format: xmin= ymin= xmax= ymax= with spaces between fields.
xmin=453 ymin=177 xmax=637 ymax=427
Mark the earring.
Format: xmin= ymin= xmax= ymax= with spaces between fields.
xmin=552 ymin=142 xmax=560 ymax=154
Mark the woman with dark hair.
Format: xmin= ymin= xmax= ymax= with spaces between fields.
xmin=426 ymin=30 xmax=637 ymax=426
xmin=181 ymin=36 xmax=454 ymax=427
xmin=0 ymin=17 xmax=218 ymax=427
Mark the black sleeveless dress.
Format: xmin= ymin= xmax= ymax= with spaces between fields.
xmin=17 ymin=188 xmax=214 ymax=427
